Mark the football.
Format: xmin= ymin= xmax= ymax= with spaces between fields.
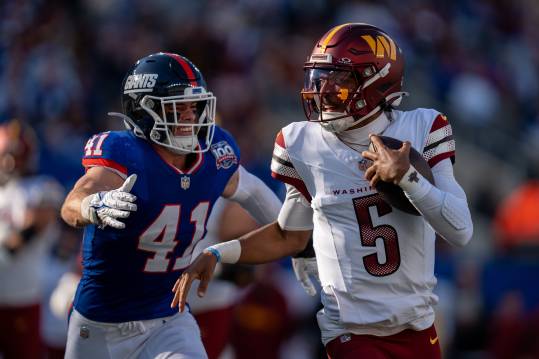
xmin=369 ymin=136 xmax=434 ymax=215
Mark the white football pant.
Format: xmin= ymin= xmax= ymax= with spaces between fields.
xmin=65 ymin=309 xmax=207 ymax=359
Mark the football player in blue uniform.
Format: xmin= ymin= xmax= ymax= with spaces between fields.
xmin=60 ymin=52 xmax=281 ymax=359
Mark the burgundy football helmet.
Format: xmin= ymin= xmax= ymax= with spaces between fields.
xmin=301 ymin=23 xmax=406 ymax=132
xmin=0 ymin=119 xmax=37 ymax=184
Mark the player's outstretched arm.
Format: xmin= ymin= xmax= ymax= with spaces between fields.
xmin=61 ymin=167 xmax=137 ymax=229
xmin=221 ymin=166 xmax=282 ymax=225
xmin=171 ymin=222 xmax=311 ymax=312
xmin=399 ymin=159 xmax=473 ymax=246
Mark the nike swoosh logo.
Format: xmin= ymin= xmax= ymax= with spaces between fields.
xmin=430 ymin=336 xmax=439 ymax=345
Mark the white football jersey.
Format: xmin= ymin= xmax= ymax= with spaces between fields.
xmin=271 ymin=108 xmax=455 ymax=342
xmin=0 ymin=177 xmax=62 ymax=305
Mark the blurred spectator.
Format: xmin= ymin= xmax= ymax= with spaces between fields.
xmin=0 ymin=119 xmax=64 ymax=359
xmin=447 ymin=72 xmax=501 ymax=129
xmin=40 ymin=223 xmax=81 ymax=359
xmin=487 ymin=294 xmax=539 ymax=359
xmin=229 ymin=264 xmax=292 ymax=359
xmin=481 ymin=166 xmax=539 ymax=358
xmin=493 ymin=168 xmax=539 ymax=255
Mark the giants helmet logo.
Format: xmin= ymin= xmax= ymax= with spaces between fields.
xmin=123 ymin=74 xmax=158 ymax=93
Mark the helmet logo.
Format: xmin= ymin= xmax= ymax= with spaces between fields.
xmin=124 ymin=74 xmax=159 ymax=93
xmin=150 ymin=129 xmax=161 ymax=141
xmin=361 ymin=35 xmax=397 ymax=61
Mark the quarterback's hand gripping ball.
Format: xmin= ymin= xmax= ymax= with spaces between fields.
xmin=81 ymin=174 xmax=138 ymax=229
xmin=363 ymin=136 xmax=434 ymax=215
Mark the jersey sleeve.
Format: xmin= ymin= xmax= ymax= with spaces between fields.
xmin=270 ymin=130 xmax=312 ymax=202
xmin=277 ymin=184 xmax=314 ymax=231
xmin=81 ymin=132 xmax=129 ymax=178
xmin=210 ymin=127 xmax=240 ymax=179
xmin=216 ymin=127 xmax=241 ymax=170
xmin=422 ymin=114 xmax=456 ymax=167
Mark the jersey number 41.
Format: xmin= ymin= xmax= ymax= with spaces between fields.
xmin=137 ymin=202 xmax=209 ymax=273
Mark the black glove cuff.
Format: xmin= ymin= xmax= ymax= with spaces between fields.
xmin=293 ymin=238 xmax=315 ymax=258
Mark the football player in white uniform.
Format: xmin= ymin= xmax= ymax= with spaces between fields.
xmin=0 ymin=119 xmax=65 ymax=359
xmin=173 ymin=23 xmax=473 ymax=359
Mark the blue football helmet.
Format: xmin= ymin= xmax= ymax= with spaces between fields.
xmin=116 ymin=52 xmax=216 ymax=154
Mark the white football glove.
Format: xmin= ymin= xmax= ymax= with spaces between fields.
xmin=291 ymin=257 xmax=320 ymax=296
xmin=81 ymin=174 xmax=138 ymax=229
xmin=50 ymin=272 xmax=80 ymax=319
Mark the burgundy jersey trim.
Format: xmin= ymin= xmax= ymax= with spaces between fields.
xmin=275 ymin=130 xmax=286 ymax=148
xmin=428 ymin=151 xmax=455 ymax=167
xmin=423 ymin=114 xmax=456 ymax=167
xmin=430 ymin=114 xmax=449 ymax=132
xmin=271 ymin=129 xmax=312 ymax=202
xmin=271 ymin=172 xmax=312 ymax=203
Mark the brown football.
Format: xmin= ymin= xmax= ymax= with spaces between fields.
xmin=369 ymin=136 xmax=434 ymax=215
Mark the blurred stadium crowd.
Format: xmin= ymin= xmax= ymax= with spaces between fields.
xmin=1 ymin=0 xmax=539 ymax=358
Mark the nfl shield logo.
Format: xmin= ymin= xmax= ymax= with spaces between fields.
xmin=181 ymin=176 xmax=190 ymax=190
xmin=80 ymin=325 xmax=90 ymax=339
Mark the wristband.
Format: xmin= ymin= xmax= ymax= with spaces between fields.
xmin=204 ymin=247 xmax=221 ymax=262
xmin=398 ymin=165 xmax=432 ymax=200
xmin=203 ymin=240 xmax=241 ymax=264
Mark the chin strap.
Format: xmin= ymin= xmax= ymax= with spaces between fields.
xmin=348 ymin=104 xmax=385 ymax=128
xmin=343 ymin=93 xmax=408 ymax=130
xmin=385 ymin=91 xmax=409 ymax=107
xmin=343 ymin=63 xmax=406 ymax=128
xmin=361 ymin=62 xmax=391 ymax=91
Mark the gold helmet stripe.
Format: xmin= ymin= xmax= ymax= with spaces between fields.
xmin=320 ymin=23 xmax=351 ymax=52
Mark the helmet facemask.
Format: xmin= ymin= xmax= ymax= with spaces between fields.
xmin=302 ymin=63 xmax=398 ymax=133
xmin=139 ymin=86 xmax=216 ymax=154
xmin=301 ymin=67 xmax=359 ymax=132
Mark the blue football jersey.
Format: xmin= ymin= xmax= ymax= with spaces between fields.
xmin=73 ymin=127 xmax=240 ymax=322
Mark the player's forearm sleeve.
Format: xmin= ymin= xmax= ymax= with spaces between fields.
xmin=398 ymin=160 xmax=473 ymax=247
xmin=228 ymin=166 xmax=282 ymax=225
xmin=278 ymin=185 xmax=314 ymax=231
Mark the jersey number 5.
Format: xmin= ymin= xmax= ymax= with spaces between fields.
xmin=353 ymin=194 xmax=400 ymax=277
xmin=137 ymin=202 xmax=209 ymax=273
